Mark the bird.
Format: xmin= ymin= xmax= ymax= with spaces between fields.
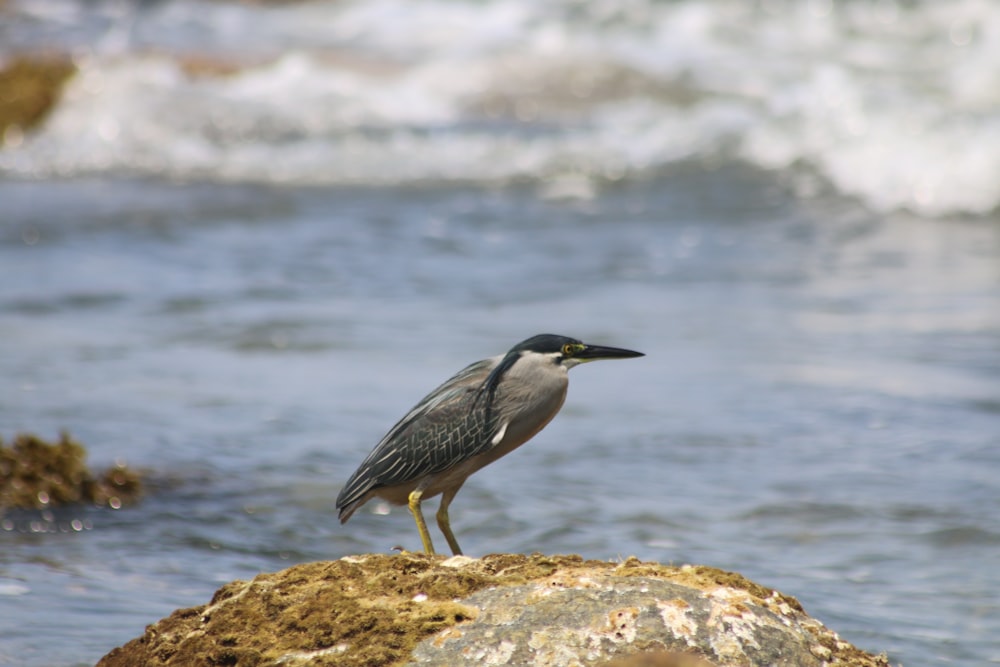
xmin=335 ymin=333 xmax=644 ymax=555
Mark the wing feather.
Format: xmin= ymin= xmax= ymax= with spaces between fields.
xmin=336 ymin=356 xmax=502 ymax=514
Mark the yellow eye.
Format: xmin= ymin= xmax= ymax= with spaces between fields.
xmin=562 ymin=343 xmax=575 ymax=356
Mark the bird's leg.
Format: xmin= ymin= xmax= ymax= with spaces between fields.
xmin=436 ymin=485 xmax=464 ymax=556
xmin=408 ymin=489 xmax=436 ymax=554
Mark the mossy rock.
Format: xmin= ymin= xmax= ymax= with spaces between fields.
xmin=0 ymin=432 xmax=142 ymax=509
xmin=0 ymin=56 xmax=76 ymax=141
xmin=97 ymin=553 xmax=890 ymax=667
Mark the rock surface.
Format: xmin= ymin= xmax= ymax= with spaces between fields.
xmin=96 ymin=553 xmax=890 ymax=667
xmin=0 ymin=56 xmax=75 ymax=141
xmin=0 ymin=432 xmax=142 ymax=510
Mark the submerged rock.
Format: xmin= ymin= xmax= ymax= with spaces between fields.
xmin=96 ymin=552 xmax=889 ymax=667
xmin=0 ymin=432 xmax=142 ymax=510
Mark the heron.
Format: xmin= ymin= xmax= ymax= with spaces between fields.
xmin=336 ymin=333 xmax=644 ymax=555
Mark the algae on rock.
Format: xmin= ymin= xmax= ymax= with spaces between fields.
xmin=96 ymin=553 xmax=890 ymax=667
xmin=0 ymin=56 xmax=75 ymax=142
xmin=0 ymin=432 xmax=142 ymax=510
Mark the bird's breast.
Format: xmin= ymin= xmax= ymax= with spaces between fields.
xmin=424 ymin=373 xmax=567 ymax=493
xmin=491 ymin=369 xmax=569 ymax=454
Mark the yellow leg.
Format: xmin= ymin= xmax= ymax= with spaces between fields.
xmin=436 ymin=486 xmax=463 ymax=556
xmin=408 ymin=489 xmax=435 ymax=554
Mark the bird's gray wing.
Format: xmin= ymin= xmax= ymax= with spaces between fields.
xmin=336 ymin=356 xmax=502 ymax=513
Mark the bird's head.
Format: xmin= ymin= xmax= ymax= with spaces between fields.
xmin=509 ymin=333 xmax=644 ymax=369
xmin=475 ymin=333 xmax=644 ymax=414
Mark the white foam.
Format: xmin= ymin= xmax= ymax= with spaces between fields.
xmin=3 ymin=0 xmax=999 ymax=216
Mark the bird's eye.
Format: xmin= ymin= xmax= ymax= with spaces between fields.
xmin=561 ymin=343 xmax=575 ymax=356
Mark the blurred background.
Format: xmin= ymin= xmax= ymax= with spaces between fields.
xmin=1 ymin=1 xmax=998 ymax=665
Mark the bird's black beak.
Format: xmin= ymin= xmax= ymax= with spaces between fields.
xmin=575 ymin=343 xmax=645 ymax=361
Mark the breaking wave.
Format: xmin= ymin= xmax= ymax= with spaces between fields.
xmin=2 ymin=0 xmax=999 ymax=216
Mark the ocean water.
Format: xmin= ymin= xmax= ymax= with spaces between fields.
xmin=1 ymin=1 xmax=999 ymax=666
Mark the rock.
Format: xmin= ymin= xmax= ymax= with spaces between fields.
xmin=96 ymin=553 xmax=889 ymax=667
xmin=0 ymin=432 xmax=142 ymax=510
xmin=0 ymin=55 xmax=75 ymax=143
xmin=600 ymin=652 xmax=715 ymax=667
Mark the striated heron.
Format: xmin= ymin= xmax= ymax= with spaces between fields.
xmin=336 ymin=333 xmax=644 ymax=555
